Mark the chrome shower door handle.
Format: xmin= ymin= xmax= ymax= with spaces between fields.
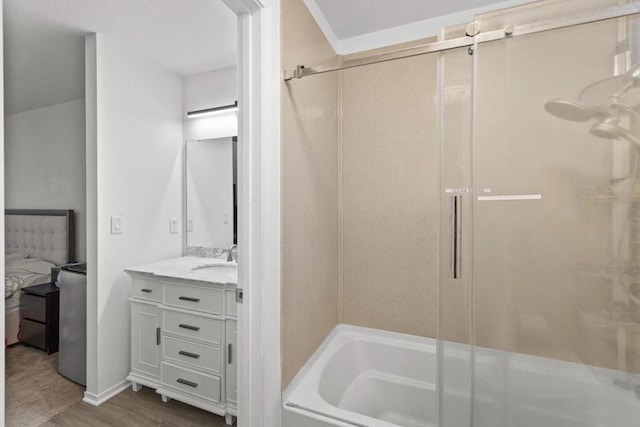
xmin=451 ymin=195 xmax=462 ymax=279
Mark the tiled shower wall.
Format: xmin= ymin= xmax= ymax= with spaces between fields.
xmin=340 ymin=54 xmax=439 ymax=337
xmin=281 ymin=0 xmax=341 ymax=388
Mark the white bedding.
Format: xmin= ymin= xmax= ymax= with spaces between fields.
xmin=5 ymin=256 xmax=54 ymax=311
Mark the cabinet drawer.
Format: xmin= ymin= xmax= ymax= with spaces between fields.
xmin=163 ymin=310 xmax=222 ymax=345
xmin=132 ymin=278 xmax=162 ymax=302
xmin=161 ymin=362 xmax=221 ymax=404
xmin=21 ymin=318 xmax=47 ymax=350
xmin=163 ymin=283 xmax=223 ymax=315
xmin=20 ymin=293 xmax=47 ymax=323
xmin=163 ymin=336 xmax=221 ymax=374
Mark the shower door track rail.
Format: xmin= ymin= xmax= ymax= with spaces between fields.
xmin=283 ymin=2 xmax=640 ymax=81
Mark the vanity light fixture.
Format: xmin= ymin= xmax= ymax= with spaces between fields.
xmin=187 ymin=101 xmax=238 ymax=118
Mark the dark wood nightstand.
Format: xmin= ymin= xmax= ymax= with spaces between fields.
xmin=20 ymin=283 xmax=59 ymax=354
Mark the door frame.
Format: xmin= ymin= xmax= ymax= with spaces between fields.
xmin=221 ymin=0 xmax=282 ymax=425
xmin=0 ymin=1 xmax=5 ymax=426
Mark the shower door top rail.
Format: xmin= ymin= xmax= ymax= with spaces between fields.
xmin=283 ymin=1 xmax=640 ymax=81
xmin=282 ymin=36 xmax=473 ymax=81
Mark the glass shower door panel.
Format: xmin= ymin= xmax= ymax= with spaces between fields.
xmin=438 ymin=46 xmax=474 ymax=427
xmin=340 ymin=51 xmax=441 ymax=427
xmin=472 ymin=17 xmax=640 ymax=427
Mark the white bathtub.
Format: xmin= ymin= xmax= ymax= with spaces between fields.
xmin=283 ymin=324 xmax=640 ymax=427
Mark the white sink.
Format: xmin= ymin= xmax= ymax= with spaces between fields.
xmin=191 ymin=262 xmax=238 ymax=271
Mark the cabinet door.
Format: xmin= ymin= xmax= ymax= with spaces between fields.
xmin=225 ymin=320 xmax=237 ymax=405
xmin=131 ymin=302 xmax=161 ymax=379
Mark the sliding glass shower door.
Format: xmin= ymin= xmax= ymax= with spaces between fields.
xmin=441 ymin=10 xmax=640 ymax=427
xmin=438 ymin=43 xmax=474 ymax=427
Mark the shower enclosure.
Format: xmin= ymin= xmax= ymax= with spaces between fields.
xmin=440 ymin=2 xmax=640 ymax=425
xmin=283 ymin=1 xmax=640 ymax=426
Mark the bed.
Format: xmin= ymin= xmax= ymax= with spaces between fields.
xmin=5 ymin=209 xmax=75 ymax=345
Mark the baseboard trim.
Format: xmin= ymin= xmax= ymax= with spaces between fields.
xmin=83 ymin=380 xmax=130 ymax=406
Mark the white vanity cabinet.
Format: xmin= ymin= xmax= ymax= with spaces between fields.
xmin=126 ymin=261 xmax=237 ymax=426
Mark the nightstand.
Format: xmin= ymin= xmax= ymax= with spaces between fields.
xmin=20 ymin=283 xmax=59 ymax=354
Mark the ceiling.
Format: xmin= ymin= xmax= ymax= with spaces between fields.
xmin=305 ymin=0 xmax=538 ymax=54
xmin=4 ymin=0 xmax=237 ymax=115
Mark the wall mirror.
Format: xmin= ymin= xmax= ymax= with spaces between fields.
xmin=185 ymin=136 xmax=237 ymax=250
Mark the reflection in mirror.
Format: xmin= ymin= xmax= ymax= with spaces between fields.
xmin=186 ymin=137 xmax=237 ymax=251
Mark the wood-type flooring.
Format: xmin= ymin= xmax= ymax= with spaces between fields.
xmin=6 ymin=344 xmax=232 ymax=426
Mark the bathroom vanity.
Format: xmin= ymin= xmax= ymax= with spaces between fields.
xmin=125 ymin=256 xmax=238 ymax=425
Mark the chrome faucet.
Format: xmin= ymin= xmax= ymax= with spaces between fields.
xmin=227 ymin=244 xmax=237 ymax=262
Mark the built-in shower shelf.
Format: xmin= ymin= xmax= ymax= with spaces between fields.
xmin=578 ymin=303 xmax=640 ymax=328
xmin=580 ymin=181 xmax=640 ymax=201
xmin=580 ymin=194 xmax=640 ymax=201
xmin=577 ymin=262 xmax=640 ymax=278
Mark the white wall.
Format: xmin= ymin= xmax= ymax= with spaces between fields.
xmin=4 ymin=99 xmax=86 ymax=261
xmin=183 ymin=66 xmax=237 ymax=141
xmin=85 ymin=33 xmax=183 ymax=402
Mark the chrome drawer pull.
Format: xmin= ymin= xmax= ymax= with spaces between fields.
xmin=178 ymin=296 xmax=200 ymax=302
xmin=176 ymin=378 xmax=198 ymax=388
xmin=178 ymin=350 xmax=200 ymax=359
xmin=178 ymin=323 xmax=200 ymax=331
xmin=141 ymin=288 xmax=152 ymax=293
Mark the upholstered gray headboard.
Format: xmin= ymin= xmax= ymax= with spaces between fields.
xmin=5 ymin=209 xmax=75 ymax=266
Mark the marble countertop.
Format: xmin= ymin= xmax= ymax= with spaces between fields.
xmin=125 ymin=256 xmax=237 ymax=287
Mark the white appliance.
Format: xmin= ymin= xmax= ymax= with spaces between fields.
xmin=58 ymin=263 xmax=87 ymax=386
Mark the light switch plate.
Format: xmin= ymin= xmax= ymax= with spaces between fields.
xmin=169 ymin=219 xmax=178 ymax=234
xmin=187 ymin=219 xmax=194 ymax=232
xmin=111 ymin=216 xmax=123 ymax=234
